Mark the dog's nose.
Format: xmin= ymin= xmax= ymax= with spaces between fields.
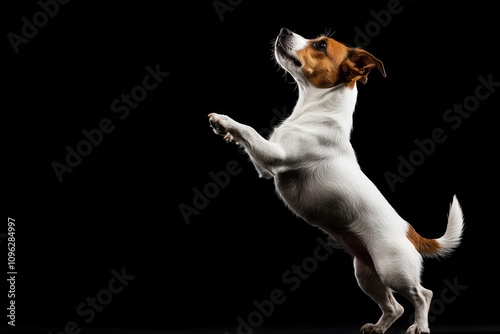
xmin=279 ymin=27 xmax=293 ymax=37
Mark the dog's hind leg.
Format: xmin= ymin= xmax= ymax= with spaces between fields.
xmin=372 ymin=249 xmax=433 ymax=334
xmin=354 ymin=257 xmax=404 ymax=334
xmin=397 ymin=285 xmax=433 ymax=334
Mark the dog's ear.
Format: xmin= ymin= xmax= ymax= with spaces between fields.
xmin=343 ymin=48 xmax=386 ymax=85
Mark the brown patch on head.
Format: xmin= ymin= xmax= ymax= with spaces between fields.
xmin=407 ymin=225 xmax=440 ymax=256
xmin=296 ymin=36 xmax=386 ymax=89
xmin=296 ymin=37 xmax=350 ymax=88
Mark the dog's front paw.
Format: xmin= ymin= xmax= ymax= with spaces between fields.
xmin=208 ymin=113 xmax=236 ymax=142
xmin=208 ymin=113 xmax=227 ymax=135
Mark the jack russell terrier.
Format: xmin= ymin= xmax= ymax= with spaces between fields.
xmin=208 ymin=28 xmax=464 ymax=334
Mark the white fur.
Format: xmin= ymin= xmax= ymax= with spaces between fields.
xmin=209 ymin=29 xmax=464 ymax=334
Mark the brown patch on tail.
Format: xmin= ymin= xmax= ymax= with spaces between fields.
xmin=407 ymin=225 xmax=440 ymax=256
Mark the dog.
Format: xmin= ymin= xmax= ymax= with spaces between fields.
xmin=208 ymin=28 xmax=464 ymax=334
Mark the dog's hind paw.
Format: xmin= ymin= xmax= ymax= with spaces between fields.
xmin=360 ymin=323 xmax=386 ymax=334
xmin=405 ymin=324 xmax=430 ymax=334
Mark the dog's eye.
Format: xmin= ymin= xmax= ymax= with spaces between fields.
xmin=314 ymin=40 xmax=327 ymax=51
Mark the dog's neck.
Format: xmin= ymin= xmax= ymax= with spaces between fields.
xmin=289 ymin=82 xmax=358 ymax=139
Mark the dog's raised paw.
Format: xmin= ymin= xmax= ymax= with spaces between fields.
xmin=208 ymin=113 xmax=227 ymax=135
xmin=208 ymin=113 xmax=237 ymax=142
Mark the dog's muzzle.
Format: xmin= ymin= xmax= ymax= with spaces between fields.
xmin=275 ymin=27 xmax=302 ymax=67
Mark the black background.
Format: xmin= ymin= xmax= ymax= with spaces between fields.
xmin=5 ymin=0 xmax=499 ymax=333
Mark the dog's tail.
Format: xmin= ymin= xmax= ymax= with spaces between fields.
xmin=407 ymin=195 xmax=464 ymax=259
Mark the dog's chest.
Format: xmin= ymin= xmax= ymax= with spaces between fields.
xmin=270 ymin=115 xmax=348 ymax=161
xmin=268 ymin=113 xmax=360 ymax=228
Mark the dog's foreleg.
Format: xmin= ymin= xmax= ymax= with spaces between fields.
xmin=248 ymin=159 xmax=274 ymax=179
xmin=209 ymin=113 xmax=285 ymax=177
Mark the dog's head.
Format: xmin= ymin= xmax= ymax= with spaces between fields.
xmin=274 ymin=28 xmax=386 ymax=89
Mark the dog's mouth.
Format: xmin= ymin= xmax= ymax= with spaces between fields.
xmin=275 ymin=39 xmax=302 ymax=68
